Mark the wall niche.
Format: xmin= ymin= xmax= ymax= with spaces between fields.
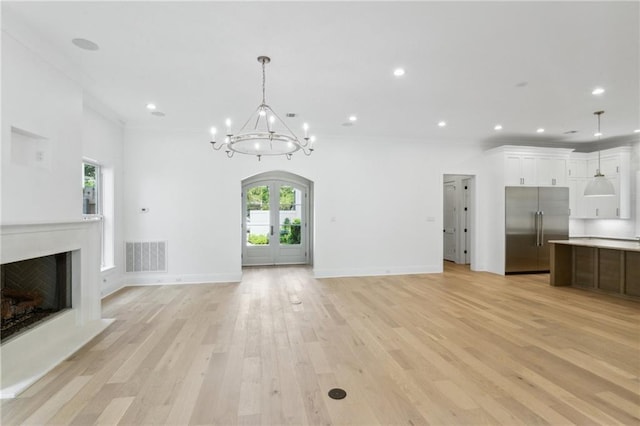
xmin=10 ymin=126 xmax=51 ymax=170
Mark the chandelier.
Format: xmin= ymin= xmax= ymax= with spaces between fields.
xmin=584 ymin=110 xmax=615 ymax=197
xmin=210 ymin=56 xmax=315 ymax=160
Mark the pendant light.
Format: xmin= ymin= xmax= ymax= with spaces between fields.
xmin=584 ymin=111 xmax=615 ymax=197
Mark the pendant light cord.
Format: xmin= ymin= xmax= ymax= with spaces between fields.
xmin=595 ymin=110 xmax=604 ymax=175
xmin=262 ymin=60 xmax=266 ymax=105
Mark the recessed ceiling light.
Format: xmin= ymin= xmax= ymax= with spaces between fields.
xmin=494 ymin=124 xmax=503 ymax=130
xmin=536 ymin=128 xmax=545 ymax=133
xmin=594 ymin=132 xmax=603 ymax=137
xmin=146 ymin=103 xmax=157 ymax=110
xmin=393 ymin=68 xmax=405 ymax=77
xmin=349 ymin=115 xmax=357 ymax=122
xmin=151 ymin=111 xmax=165 ymax=117
xmin=71 ymin=38 xmax=99 ymax=51
xmin=592 ymin=87 xmax=605 ymax=95
xmin=438 ymin=121 xmax=447 ymax=127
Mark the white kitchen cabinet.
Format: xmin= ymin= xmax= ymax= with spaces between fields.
xmin=584 ymin=176 xmax=620 ymax=218
xmin=536 ymin=157 xmax=567 ymax=186
xmin=587 ymin=156 xmax=619 ymax=177
xmin=568 ymin=147 xmax=631 ymax=219
xmin=568 ymin=178 xmax=586 ymax=218
xmin=567 ymin=158 xmax=588 ymax=178
xmin=500 ymin=147 xmax=572 ymax=187
xmin=505 ymin=155 xmax=536 ymax=185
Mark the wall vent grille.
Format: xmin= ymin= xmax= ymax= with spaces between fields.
xmin=125 ymin=241 xmax=167 ymax=272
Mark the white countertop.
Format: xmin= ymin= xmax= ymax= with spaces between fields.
xmin=549 ymin=238 xmax=640 ymax=252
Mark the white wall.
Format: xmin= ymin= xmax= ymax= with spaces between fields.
xmin=2 ymin=11 xmax=126 ymax=296
xmin=123 ymin=127 xmax=484 ymax=282
xmin=1 ymin=26 xmax=83 ymax=223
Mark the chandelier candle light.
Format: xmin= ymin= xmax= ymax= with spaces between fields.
xmin=210 ymin=56 xmax=315 ymax=160
xmin=583 ymin=110 xmax=615 ymax=197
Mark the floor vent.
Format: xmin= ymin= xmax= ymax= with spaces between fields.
xmin=125 ymin=241 xmax=167 ymax=272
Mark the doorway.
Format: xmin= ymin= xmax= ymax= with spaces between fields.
xmin=443 ymin=174 xmax=474 ymax=265
xmin=242 ymin=172 xmax=312 ymax=266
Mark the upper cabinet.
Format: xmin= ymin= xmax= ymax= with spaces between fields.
xmin=487 ymin=145 xmax=632 ymax=221
xmin=567 ymin=158 xmax=588 ymax=178
xmin=536 ymin=157 xmax=568 ymax=186
xmin=505 ymin=155 xmax=536 ymax=186
xmin=568 ymin=147 xmax=632 ymax=219
xmin=495 ymin=146 xmax=572 ymax=187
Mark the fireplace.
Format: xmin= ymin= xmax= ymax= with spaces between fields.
xmin=0 ymin=220 xmax=114 ymax=398
xmin=1 ymin=252 xmax=72 ymax=342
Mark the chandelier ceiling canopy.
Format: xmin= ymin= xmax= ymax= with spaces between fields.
xmin=210 ymin=56 xmax=315 ymax=161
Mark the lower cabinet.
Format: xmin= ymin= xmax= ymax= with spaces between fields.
xmin=573 ymin=246 xmax=595 ymax=288
xmin=598 ymin=249 xmax=621 ymax=292
xmin=626 ymin=252 xmax=640 ymax=297
xmin=550 ymin=243 xmax=639 ymax=299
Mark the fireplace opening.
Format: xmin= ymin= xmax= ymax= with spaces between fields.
xmin=1 ymin=252 xmax=72 ymax=343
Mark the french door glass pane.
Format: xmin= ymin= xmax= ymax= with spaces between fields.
xmin=279 ymin=186 xmax=302 ymax=245
xmin=246 ymin=185 xmax=270 ymax=246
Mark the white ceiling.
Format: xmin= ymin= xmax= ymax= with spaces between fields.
xmin=3 ymin=1 xmax=639 ymax=147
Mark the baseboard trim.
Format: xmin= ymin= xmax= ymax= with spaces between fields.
xmin=313 ymin=265 xmax=442 ymax=279
xmin=123 ymin=272 xmax=242 ymax=286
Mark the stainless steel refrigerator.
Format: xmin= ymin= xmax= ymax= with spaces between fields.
xmin=505 ymin=187 xmax=569 ymax=273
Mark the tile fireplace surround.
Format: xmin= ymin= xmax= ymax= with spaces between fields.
xmin=0 ymin=219 xmax=113 ymax=398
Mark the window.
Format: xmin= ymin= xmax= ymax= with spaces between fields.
xmin=83 ymin=162 xmax=101 ymax=215
xmin=83 ymin=161 xmax=114 ymax=270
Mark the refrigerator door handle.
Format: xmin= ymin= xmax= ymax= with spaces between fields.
xmin=539 ymin=211 xmax=544 ymax=246
xmin=535 ymin=211 xmax=540 ymax=247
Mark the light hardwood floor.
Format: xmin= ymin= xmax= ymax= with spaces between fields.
xmin=2 ymin=263 xmax=639 ymax=425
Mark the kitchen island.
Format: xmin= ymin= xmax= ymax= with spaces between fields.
xmin=549 ymin=238 xmax=640 ymax=298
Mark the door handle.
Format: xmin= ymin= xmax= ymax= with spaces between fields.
xmin=535 ymin=211 xmax=540 ymax=247
xmin=270 ymin=225 xmax=274 ymax=236
xmin=539 ymin=211 xmax=544 ymax=246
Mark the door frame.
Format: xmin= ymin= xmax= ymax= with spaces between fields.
xmin=442 ymin=174 xmax=476 ymax=267
xmin=241 ymin=171 xmax=314 ymax=266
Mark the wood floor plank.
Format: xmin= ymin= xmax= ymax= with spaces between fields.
xmin=21 ymin=375 xmax=91 ymax=425
xmin=2 ymin=264 xmax=639 ymax=425
xmin=94 ymin=396 xmax=134 ymax=425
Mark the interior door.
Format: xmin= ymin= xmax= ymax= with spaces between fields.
xmin=243 ymin=180 xmax=308 ymax=266
xmin=443 ymin=182 xmax=456 ymax=261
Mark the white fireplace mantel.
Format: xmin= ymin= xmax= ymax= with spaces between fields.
xmin=1 ymin=219 xmax=114 ymax=398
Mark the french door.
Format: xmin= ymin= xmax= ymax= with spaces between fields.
xmin=242 ymin=179 xmax=309 ymax=266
